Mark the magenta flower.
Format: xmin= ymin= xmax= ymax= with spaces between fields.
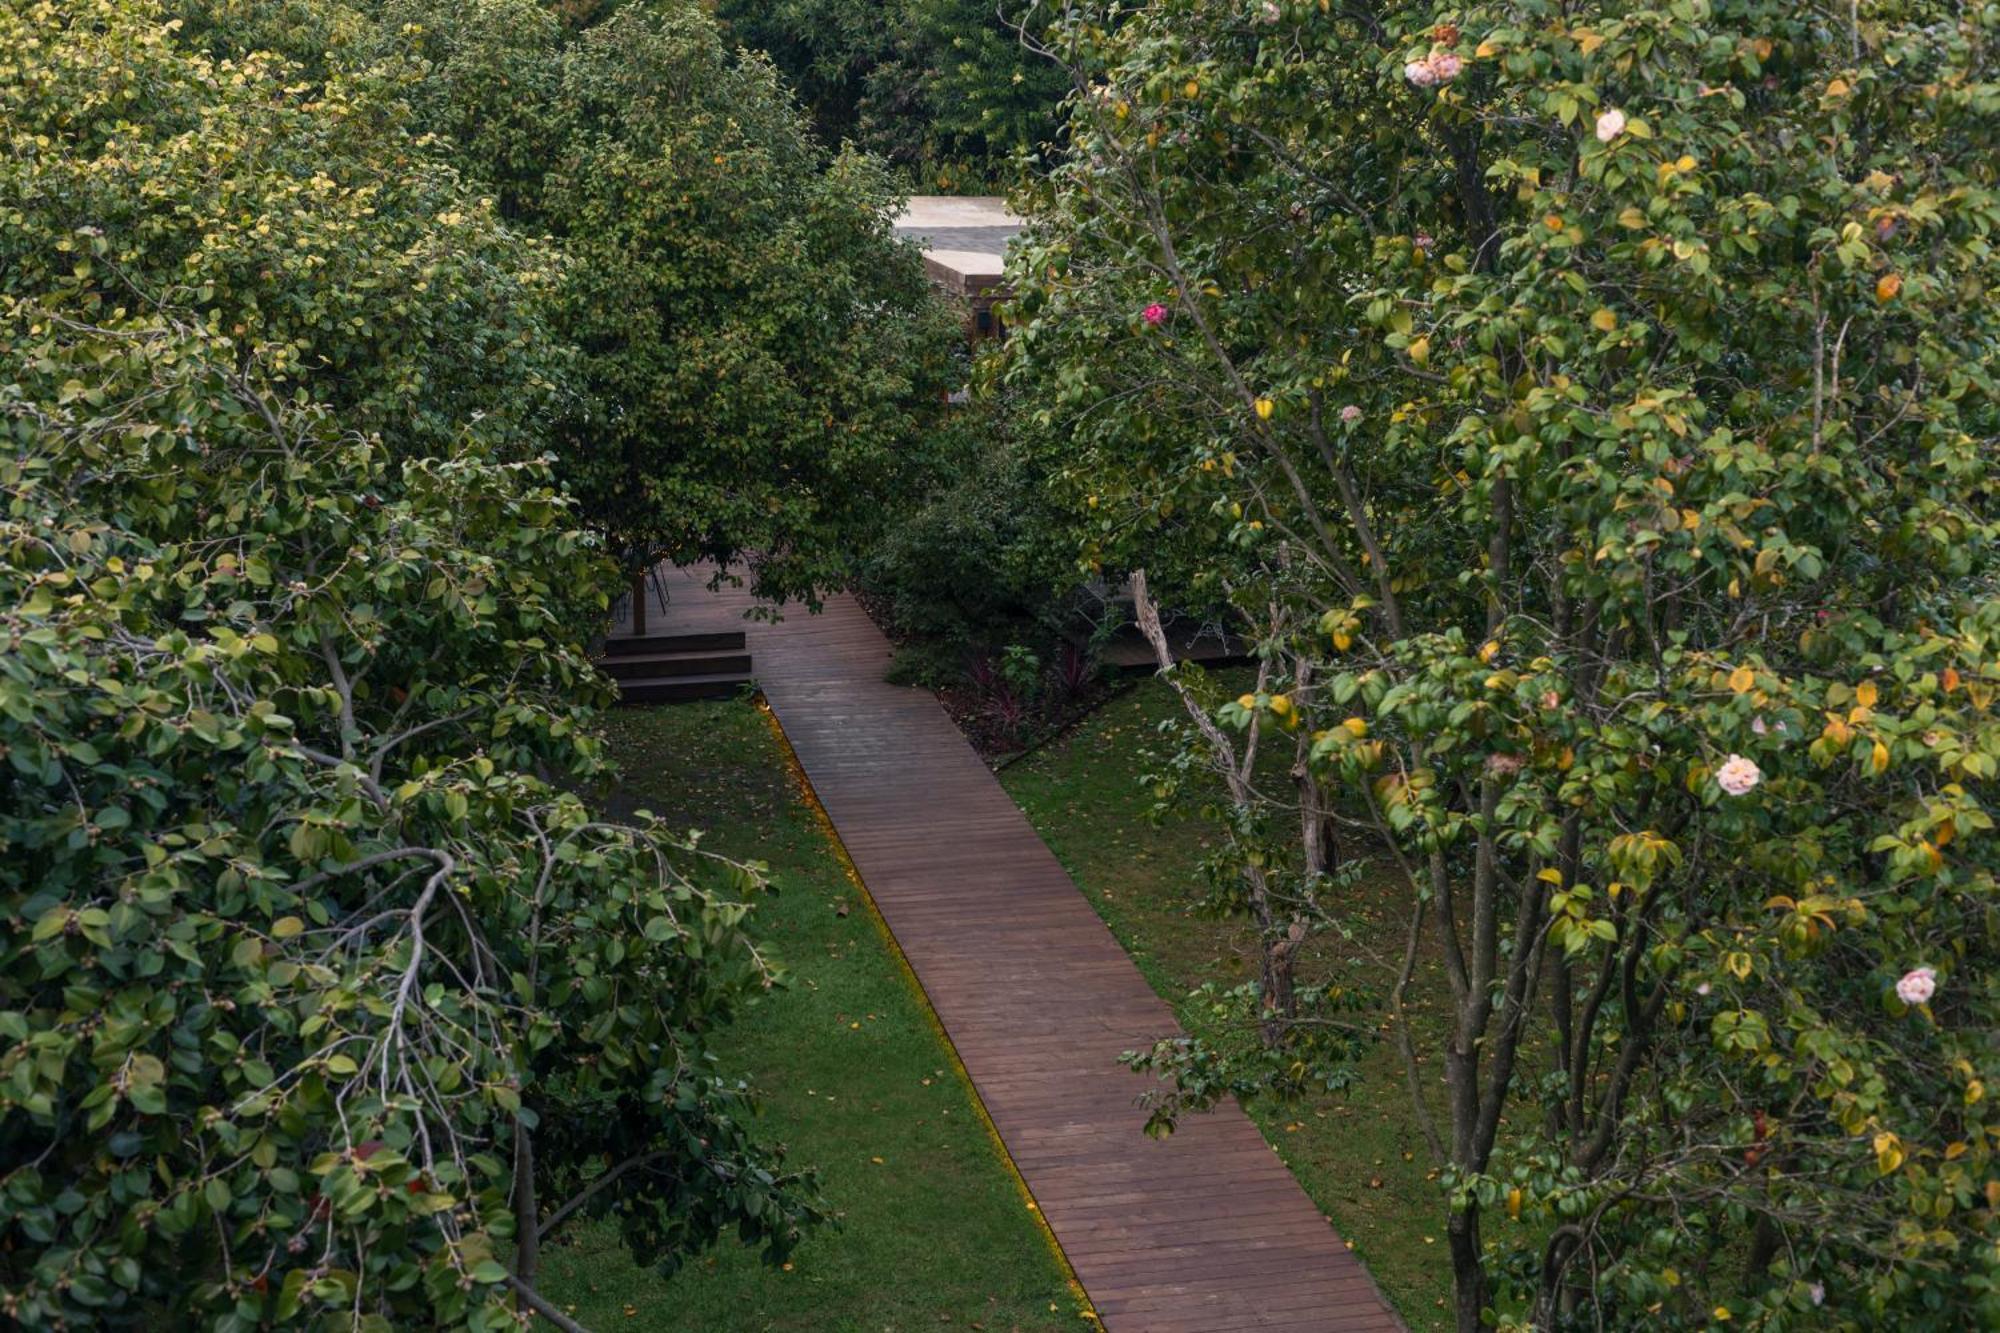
xmin=1143 ymin=302 xmax=1168 ymax=325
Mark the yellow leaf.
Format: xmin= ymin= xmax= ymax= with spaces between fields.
xmin=1576 ymin=30 xmax=1604 ymax=55
xmin=1876 ymin=272 xmax=1902 ymax=303
xmin=1676 ymin=154 xmax=1697 ymax=171
xmin=1943 ymin=667 xmax=1961 ymax=692
xmin=1874 ymin=1131 xmax=1904 ymax=1174
xmin=1255 ymin=397 xmax=1274 ymax=420
xmin=1855 ymin=680 xmax=1878 ymax=708
xmin=1590 ymin=308 xmax=1618 ymax=332
xmin=1967 ymin=1079 xmax=1984 ymax=1105
xmin=1478 ymin=640 xmax=1500 ymax=664
xmin=1184 ymin=80 xmax=1200 ymax=99
xmin=1826 ymin=77 xmax=1851 ymax=97
xmin=1407 ymin=335 xmax=1430 ymax=366
xmin=1537 ymin=868 xmax=1564 ymax=885
xmin=1617 ymin=206 xmax=1647 ymax=229
xmin=1728 ymin=666 xmax=1756 ymax=694
xmin=1871 ymin=740 xmax=1891 ymax=774
xmin=1506 ymin=1186 xmax=1523 ymax=1219
xmin=272 ymin=916 xmax=304 ymax=940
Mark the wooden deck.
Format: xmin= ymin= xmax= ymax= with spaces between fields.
xmin=648 ymin=565 xmax=1404 ymax=1332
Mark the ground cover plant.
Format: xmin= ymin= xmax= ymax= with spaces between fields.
xmin=1003 ymin=0 xmax=2000 ymax=1327
xmin=540 ymin=701 xmax=1084 ymax=1332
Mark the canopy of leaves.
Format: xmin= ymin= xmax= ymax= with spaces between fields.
xmin=1003 ymin=0 xmax=2000 ymax=1326
xmin=1 ymin=4 xmax=818 ymax=1328
xmin=716 ymin=0 xmax=1068 ymax=187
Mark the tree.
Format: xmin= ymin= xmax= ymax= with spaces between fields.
xmin=5 ymin=0 xmax=568 ymax=468
xmin=1 ymin=6 xmax=819 ymax=1327
xmin=541 ymin=4 xmax=963 ymax=607
xmin=716 ymin=0 xmax=1068 ymax=186
xmin=1003 ymin=0 xmax=2000 ymax=1327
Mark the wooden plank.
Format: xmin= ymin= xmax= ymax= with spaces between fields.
xmin=648 ymin=564 xmax=1406 ymax=1332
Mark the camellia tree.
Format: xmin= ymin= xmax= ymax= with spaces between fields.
xmin=1004 ymin=0 xmax=2000 ymax=1327
xmin=2 ymin=4 xmax=819 ymax=1329
xmin=316 ymin=0 xmax=964 ymax=614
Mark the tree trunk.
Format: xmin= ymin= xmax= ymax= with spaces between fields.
xmin=512 ymin=1112 xmax=539 ymax=1298
xmin=1449 ymin=1203 xmax=1486 ymax=1333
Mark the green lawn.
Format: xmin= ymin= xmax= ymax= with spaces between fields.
xmin=1000 ymin=678 xmax=1459 ymax=1332
xmin=539 ymin=699 xmax=1083 ymax=1333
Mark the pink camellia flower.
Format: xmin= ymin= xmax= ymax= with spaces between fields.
xmin=1895 ymin=966 xmax=1937 ymax=1006
xmin=1595 ymin=108 xmax=1627 ymax=142
xmin=1429 ymin=52 xmax=1463 ymax=82
xmin=1339 ymin=404 xmax=1362 ymax=423
xmin=1808 ymin=1283 xmax=1825 ymax=1308
xmin=1142 ymin=302 xmax=1168 ymax=326
xmin=1751 ymin=716 xmax=1768 ymax=736
xmin=1405 ymin=60 xmax=1438 ymax=87
xmin=1258 ymin=0 xmax=1281 ymax=22
xmin=1696 ymin=982 xmax=1712 ymax=996
xmin=1715 ymin=753 xmax=1762 ymax=796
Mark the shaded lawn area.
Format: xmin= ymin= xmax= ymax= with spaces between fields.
xmin=539 ymin=700 xmax=1082 ymax=1333
xmin=1000 ymin=676 xmax=1464 ymax=1333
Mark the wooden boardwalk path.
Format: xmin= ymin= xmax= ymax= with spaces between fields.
xmin=642 ymin=566 xmax=1404 ymax=1332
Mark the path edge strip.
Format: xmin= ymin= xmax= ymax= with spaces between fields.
xmin=753 ymin=695 xmax=1101 ymax=1325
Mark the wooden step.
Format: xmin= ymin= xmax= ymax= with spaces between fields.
xmin=600 ymin=629 xmax=746 ymax=656
xmin=614 ymin=673 xmax=752 ymax=706
xmin=598 ymin=650 xmax=753 ymax=682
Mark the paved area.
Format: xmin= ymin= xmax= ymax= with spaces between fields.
xmin=648 ymin=564 xmax=1405 ymax=1333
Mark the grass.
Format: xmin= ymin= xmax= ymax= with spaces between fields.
xmin=538 ymin=698 xmax=1084 ymax=1333
xmin=999 ymin=675 xmax=1460 ymax=1332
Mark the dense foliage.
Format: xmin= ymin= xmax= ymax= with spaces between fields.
xmin=717 ymin=0 xmax=1068 ymax=186
xmin=177 ymin=0 xmax=962 ymax=606
xmin=1004 ymin=0 xmax=2000 ymax=1327
xmin=1 ymin=4 xmax=823 ymax=1328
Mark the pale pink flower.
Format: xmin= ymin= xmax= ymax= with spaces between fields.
xmin=1715 ymin=754 xmax=1762 ymax=797
xmin=1895 ymin=967 xmax=1937 ymax=1006
xmin=1808 ymin=1283 xmax=1825 ymax=1308
xmin=1258 ymin=1 xmax=1280 ymax=22
xmin=1339 ymin=404 xmax=1362 ymax=423
xmin=1696 ymin=982 xmax=1711 ymax=996
xmin=1142 ymin=302 xmax=1168 ymax=326
xmin=1595 ymin=108 xmax=1627 ymax=142
xmin=1413 ymin=230 xmax=1434 ymax=253
xmin=1751 ymin=716 xmax=1767 ymax=736
xmin=1485 ymin=752 xmax=1524 ymax=777
xmin=1405 ymin=60 xmax=1438 ymax=88
xmin=1429 ymin=52 xmax=1463 ymax=83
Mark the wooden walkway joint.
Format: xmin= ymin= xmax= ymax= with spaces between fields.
xmin=649 ymin=566 xmax=1405 ymax=1332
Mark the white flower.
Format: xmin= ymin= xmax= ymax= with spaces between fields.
xmin=1895 ymin=966 xmax=1937 ymax=1006
xmin=1405 ymin=60 xmax=1438 ymax=87
xmin=1808 ymin=1283 xmax=1825 ymax=1308
xmin=1259 ymin=1 xmax=1281 ymax=22
xmin=1715 ymin=754 xmax=1762 ymax=797
xmin=1595 ymin=108 xmax=1627 ymax=142
xmin=1696 ymin=982 xmax=1711 ymax=996
xmin=1751 ymin=716 xmax=1768 ymax=735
